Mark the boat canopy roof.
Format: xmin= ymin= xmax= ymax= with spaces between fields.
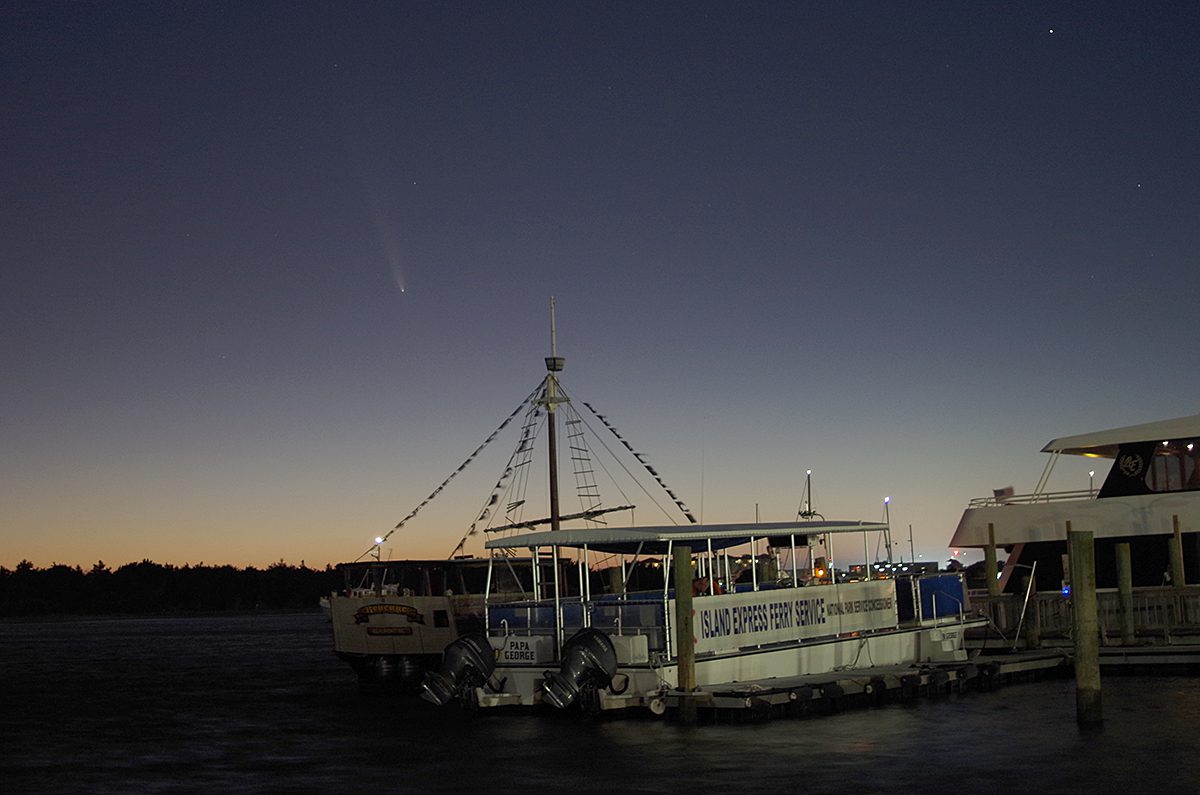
xmin=483 ymin=520 xmax=888 ymax=555
xmin=1041 ymin=413 xmax=1200 ymax=458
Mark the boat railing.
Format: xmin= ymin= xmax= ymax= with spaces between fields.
xmin=967 ymin=488 xmax=1095 ymax=507
xmin=971 ymin=585 xmax=1200 ymax=641
xmin=928 ymin=589 xmax=965 ymax=631
xmin=487 ymin=594 xmax=668 ymax=651
xmin=897 ymin=572 xmax=971 ymax=626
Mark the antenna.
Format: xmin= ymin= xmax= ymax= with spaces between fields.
xmin=797 ymin=470 xmax=821 ymax=520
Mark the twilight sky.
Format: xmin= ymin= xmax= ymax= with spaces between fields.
xmin=3 ymin=2 xmax=1198 ymax=569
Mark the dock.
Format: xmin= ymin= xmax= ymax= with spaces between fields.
xmin=662 ymin=639 xmax=1200 ymax=721
xmin=664 ymin=650 xmax=1072 ymax=721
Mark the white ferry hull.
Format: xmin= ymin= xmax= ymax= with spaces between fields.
xmin=470 ymin=576 xmax=979 ymax=712
xmin=477 ymin=620 xmax=977 ymax=711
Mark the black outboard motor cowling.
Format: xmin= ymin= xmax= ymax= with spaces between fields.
xmin=541 ymin=628 xmax=618 ymax=709
xmin=420 ymin=633 xmax=496 ymax=706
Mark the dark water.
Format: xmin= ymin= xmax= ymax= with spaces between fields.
xmin=3 ymin=614 xmax=1199 ymax=794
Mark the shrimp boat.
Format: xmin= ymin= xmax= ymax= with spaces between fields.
xmin=328 ymin=556 xmax=554 ymax=689
xmin=327 ymin=301 xmax=631 ymax=690
xmin=414 ymin=308 xmax=983 ymax=715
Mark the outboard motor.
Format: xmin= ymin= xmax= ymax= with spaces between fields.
xmin=541 ymin=628 xmax=618 ymax=709
xmin=420 ymin=633 xmax=496 ymax=706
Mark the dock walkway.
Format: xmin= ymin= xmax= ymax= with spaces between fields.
xmin=665 ymin=650 xmax=1071 ymax=721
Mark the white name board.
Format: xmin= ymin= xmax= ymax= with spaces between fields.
xmin=691 ymin=580 xmax=898 ymax=655
xmin=496 ymin=635 xmax=552 ymax=664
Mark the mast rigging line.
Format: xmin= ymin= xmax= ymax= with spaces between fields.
xmin=573 ymin=391 xmax=697 ymax=524
xmin=449 ymin=398 xmax=547 ymax=557
xmin=357 ymin=381 xmax=544 ymax=563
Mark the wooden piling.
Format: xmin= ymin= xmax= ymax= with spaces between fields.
xmin=672 ymin=544 xmax=698 ymax=724
xmin=1116 ymin=542 xmax=1135 ymax=645
xmin=985 ymin=523 xmax=1000 ymax=597
xmin=1169 ymin=514 xmax=1186 ymax=586
xmin=1068 ymin=523 xmax=1102 ymax=726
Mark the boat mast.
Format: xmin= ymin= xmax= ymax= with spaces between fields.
xmin=543 ymin=297 xmax=567 ymax=532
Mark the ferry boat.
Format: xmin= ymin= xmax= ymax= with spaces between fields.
xmin=412 ymin=303 xmax=982 ymax=715
xmin=951 ymin=415 xmax=1200 ymax=592
xmin=419 ymin=521 xmax=981 ymax=714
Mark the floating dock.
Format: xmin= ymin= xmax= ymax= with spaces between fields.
xmin=1098 ymin=643 xmax=1200 ymax=670
xmin=660 ymin=640 xmax=1200 ymax=721
xmin=662 ymin=650 xmax=1071 ymax=721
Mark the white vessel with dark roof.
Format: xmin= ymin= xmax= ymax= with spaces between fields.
xmin=951 ymin=414 xmax=1200 ymax=592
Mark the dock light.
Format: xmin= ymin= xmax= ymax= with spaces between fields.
xmin=1189 ymin=443 xmax=1195 ymax=451
xmin=1163 ymin=441 xmax=1170 ymax=447
xmin=1061 ymin=585 xmax=1071 ymax=597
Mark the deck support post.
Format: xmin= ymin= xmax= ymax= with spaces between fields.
xmin=985 ymin=523 xmax=1000 ymax=597
xmin=1169 ymin=515 xmax=1186 ymax=586
xmin=1116 ymin=542 xmax=1135 ymax=645
xmin=1068 ymin=523 xmax=1102 ymax=726
xmin=672 ymin=544 xmax=698 ymax=724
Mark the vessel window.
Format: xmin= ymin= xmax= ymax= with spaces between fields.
xmin=433 ymin=610 xmax=449 ymax=628
xmin=1145 ymin=439 xmax=1200 ymax=493
xmin=459 ymin=564 xmax=489 ymax=594
xmin=491 ymin=564 xmax=530 ymax=595
xmin=424 ymin=566 xmax=448 ymax=596
xmin=394 ymin=566 xmax=421 ymax=595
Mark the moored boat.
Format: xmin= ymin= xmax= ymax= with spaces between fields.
xmin=951 ymin=415 xmax=1200 ymax=592
xmin=413 ymin=303 xmax=982 ymax=715
xmin=328 ymin=557 xmax=546 ymax=689
xmin=419 ymin=520 xmax=981 ymax=713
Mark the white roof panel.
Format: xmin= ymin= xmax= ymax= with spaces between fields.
xmin=1041 ymin=414 xmax=1200 ymax=457
xmin=483 ymin=520 xmax=888 ymax=554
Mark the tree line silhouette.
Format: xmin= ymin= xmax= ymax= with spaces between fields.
xmin=0 ymin=560 xmax=341 ymax=616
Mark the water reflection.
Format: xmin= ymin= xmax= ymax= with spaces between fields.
xmin=2 ymin=614 xmax=1199 ymax=793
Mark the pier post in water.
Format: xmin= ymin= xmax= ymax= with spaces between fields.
xmin=985 ymin=523 xmax=1000 ymax=597
xmin=1068 ymin=522 xmax=1102 ymax=726
xmin=1116 ymin=542 xmax=1135 ymax=646
xmin=672 ymin=544 xmax=698 ymax=724
xmin=1169 ymin=515 xmax=1186 ymax=586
